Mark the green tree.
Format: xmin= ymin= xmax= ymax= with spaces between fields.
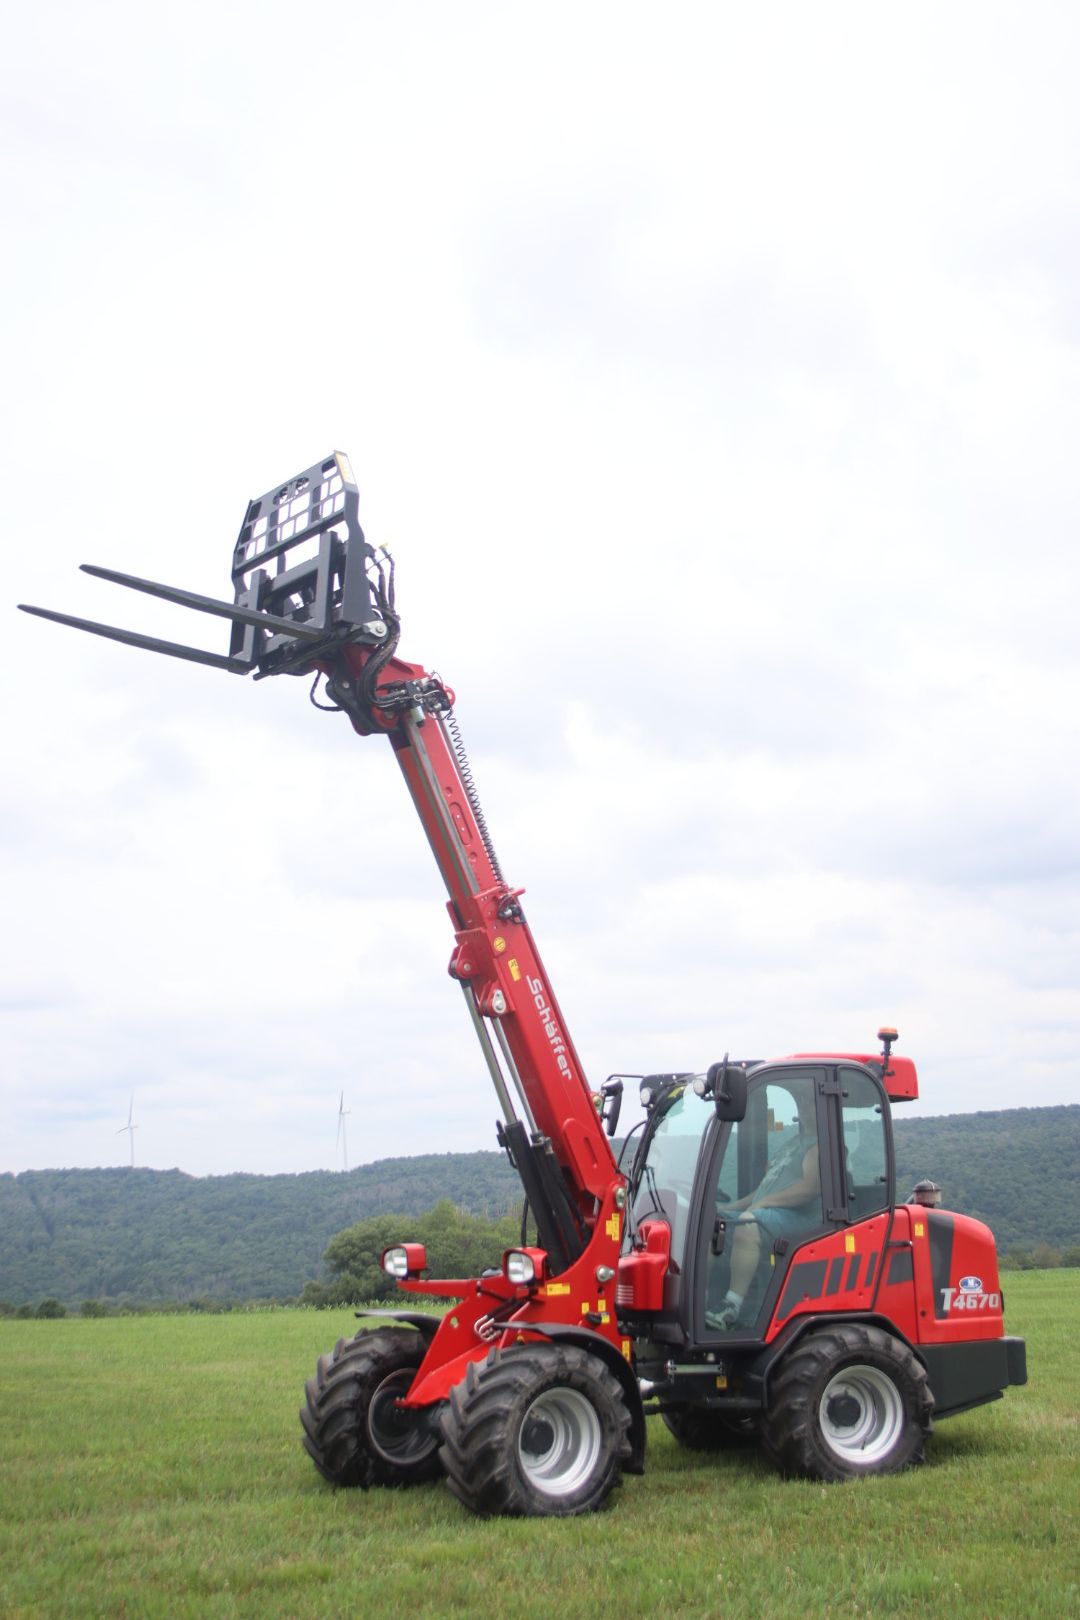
xmin=35 ymin=1298 xmax=66 ymax=1318
xmin=316 ymin=1200 xmax=524 ymax=1303
xmin=321 ymin=1214 xmax=423 ymax=1301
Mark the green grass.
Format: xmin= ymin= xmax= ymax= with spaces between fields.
xmin=1 ymin=1274 xmax=1077 ymax=1619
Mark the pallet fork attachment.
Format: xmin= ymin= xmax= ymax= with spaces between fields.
xmin=18 ymin=451 xmax=390 ymax=679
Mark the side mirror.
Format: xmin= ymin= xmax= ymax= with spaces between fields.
xmin=599 ymin=1077 xmax=624 ymax=1138
xmin=709 ymin=1060 xmax=747 ymax=1122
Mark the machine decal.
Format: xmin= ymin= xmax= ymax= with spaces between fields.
xmin=774 ymin=1259 xmax=828 ymax=1325
xmin=844 ymin=1254 xmax=861 ymax=1290
xmin=605 ymin=1213 xmax=622 ymax=1242
xmin=527 ymin=976 xmax=575 ymax=1080
xmin=886 ymin=1248 xmax=914 ymax=1285
xmin=825 ymin=1257 xmax=845 ymax=1295
xmin=940 ymin=1277 xmax=1000 ymax=1313
xmin=507 ymin=958 xmax=522 ymax=981
xmin=928 ymin=1211 xmax=956 ymax=1318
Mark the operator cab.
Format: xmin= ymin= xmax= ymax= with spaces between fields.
xmin=623 ymin=1060 xmax=894 ymax=1344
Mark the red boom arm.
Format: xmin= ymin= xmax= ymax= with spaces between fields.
xmin=338 ymin=640 xmax=619 ymax=1236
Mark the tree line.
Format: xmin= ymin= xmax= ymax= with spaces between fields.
xmin=1 ymin=1104 xmax=1076 ymax=1310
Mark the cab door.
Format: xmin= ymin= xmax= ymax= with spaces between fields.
xmin=693 ymin=1065 xmax=837 ymax=1339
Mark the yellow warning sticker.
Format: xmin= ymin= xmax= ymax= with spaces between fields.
xmin=914 ymin=1222 xmax=925 ymax=1238
xmin=605 ymin=1213 xmax=622 ymax=1242
xmin=845 ymin=1233 xmax=856 ymax=1254
xmin=543 ymin=1283 xmax=571 ymax=1296
xmin=493 ymin=936 xmax=507 ymax=954
xmin=508 ymin=958 xmax=522 ymax=981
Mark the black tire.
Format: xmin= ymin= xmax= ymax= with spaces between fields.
xmin=661 ymin=1405 xmax=761 ymax=1450
xmin=761 ymin=1323 xmax=932 ymax=1481
xmin=439 ymin=1343 xmax=632 ymax=1517
xmin=300 ymin=1327 xmax=442 ymax=1488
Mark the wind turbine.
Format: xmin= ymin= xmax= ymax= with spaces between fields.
xmin=336 ymin=1091 xmax=350 ymax=1173
xmin=117 ymin=1094 xmax=136 ymax=1168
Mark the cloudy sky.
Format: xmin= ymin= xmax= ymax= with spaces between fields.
xmin=3 ymin=3 xmax=1077 ymax=1178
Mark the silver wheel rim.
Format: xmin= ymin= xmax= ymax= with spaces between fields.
xmin=818 ymin=1363 xmax=904 ymax=1464
xmin=518 ymin=1387 xmax=603 ymax=1498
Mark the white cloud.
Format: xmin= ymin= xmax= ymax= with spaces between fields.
xmin=3 ymin=2 xmax=1077 ymax=1176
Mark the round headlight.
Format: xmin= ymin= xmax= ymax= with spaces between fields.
xmin=381 ymin=1246 xmax=409 ymax=1279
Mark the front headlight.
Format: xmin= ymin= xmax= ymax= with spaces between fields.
xmin=504 ymin=1247 xmax=546 ymax=1285
xmin=381 ymin=1243 xmax=426 ymax=1279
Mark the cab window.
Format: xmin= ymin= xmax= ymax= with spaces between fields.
xmin=630 ymin=1085 xmax=713 ymax=1271
xmin=840 ymin=1067 xmax=890 ymax=1219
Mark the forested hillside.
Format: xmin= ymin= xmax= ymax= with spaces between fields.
xmin=1 ymin=1105 xmax=1076 ymax=1308
xmin=892 ymin=1105 xmax=1077 ymax=1254
xmin=0 ymin=1152 xmax=519 ymax=1308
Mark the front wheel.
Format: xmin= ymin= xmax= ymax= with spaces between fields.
xmin=762 ymin=1323 xmax=932 ymax=1481
xmin=439 ymin=1343 xmax=631 ymax=1517
xmin=300 ymin=1327 xmax=442 ymax=1488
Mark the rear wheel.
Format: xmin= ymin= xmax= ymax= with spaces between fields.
xmin=762 ymin=1323 xmax=932 ymax=1481
xmin=439 ymin=1343 xmax=631 ymax=1517
xmin=300 ymin=1327 xmax=442 ymax=1488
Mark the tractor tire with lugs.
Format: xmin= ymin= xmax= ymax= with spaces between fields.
xmin=439 ymin=1342 xmax=632 ymax=1517
xmin=761 ymin=1322 xmax=932 ymax=1481
xmin=301 ymin=1327 xmax=442 ymax=1488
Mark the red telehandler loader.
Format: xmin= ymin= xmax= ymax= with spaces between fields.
xmin=21 ymin=452 xmax=1026 ymax=1516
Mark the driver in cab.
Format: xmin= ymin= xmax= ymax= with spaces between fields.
xmin=709 ymin=1087 xmax=820 ymax=1330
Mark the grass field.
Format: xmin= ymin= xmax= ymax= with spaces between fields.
xmin=1 ymin=1271 xmax=1076 ymax=1619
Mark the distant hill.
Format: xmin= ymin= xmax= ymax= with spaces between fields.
xmin=0 ymin=1153 xmax=520 ymax=1309
xmin=891 ymin=1104 xmax=1078 ymax=1255
xmin=1 ymin=1105 xmax=1076 ymax=1308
